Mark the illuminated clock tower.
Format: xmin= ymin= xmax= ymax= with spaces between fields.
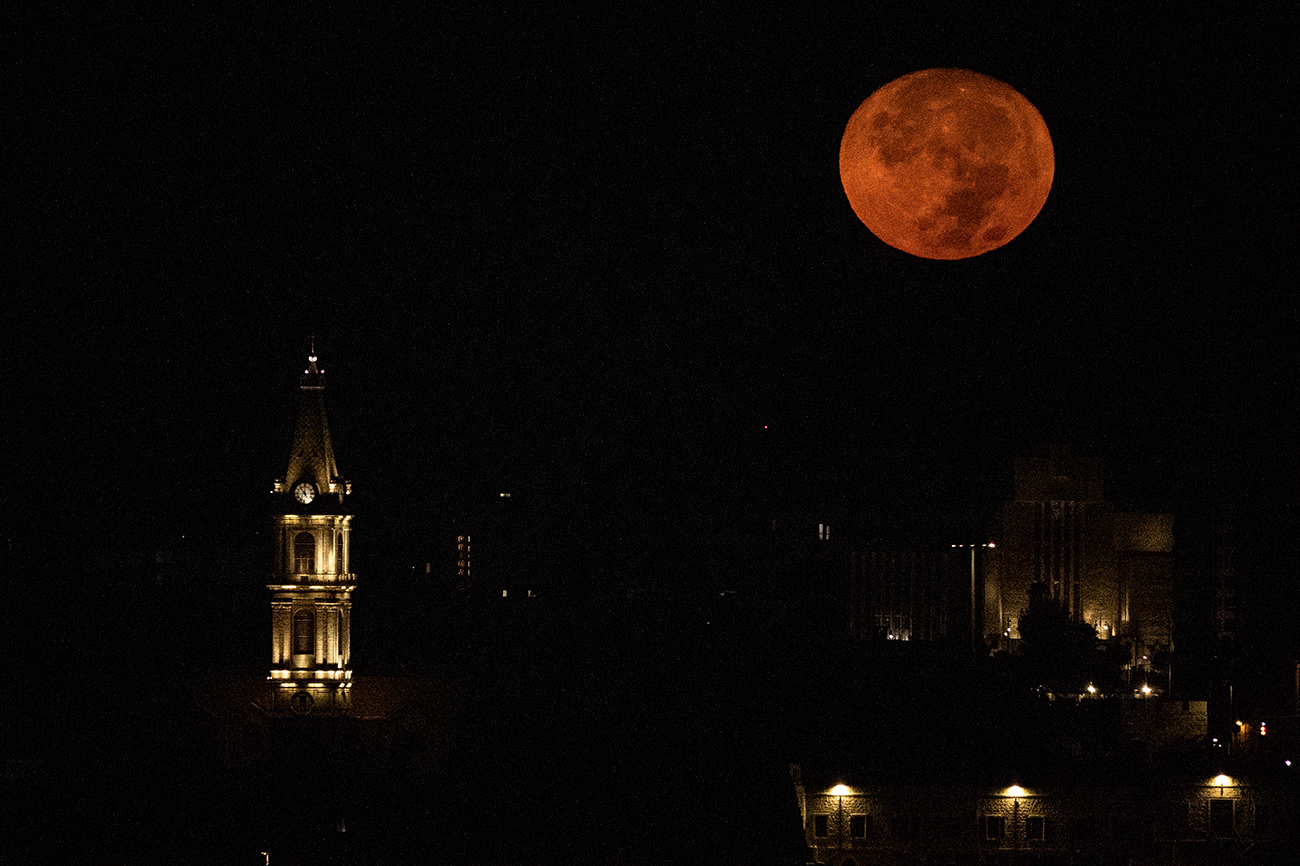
xmin=266 ymin=348 xmax=354 ymax=715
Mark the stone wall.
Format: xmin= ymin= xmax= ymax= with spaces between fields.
xmin=797 ymin=775 xmax=1295 ymax=866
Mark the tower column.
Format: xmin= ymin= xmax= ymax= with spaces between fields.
xmin=271 ymin=601 xmax=292 ymax=665
xmin=340 ymin=601 xmax=351 ymax=666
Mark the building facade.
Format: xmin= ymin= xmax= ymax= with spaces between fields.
xmin=793 ymin=765 xmax=1296 ymax=866
xmin=848 ymin=546 xmax=950 ymax=642
xmin=983 ymin=448 xmax=1174 ymax=666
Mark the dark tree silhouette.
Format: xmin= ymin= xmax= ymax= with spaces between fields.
xmin=1016 ymin=582 xmax=1103 ymax=694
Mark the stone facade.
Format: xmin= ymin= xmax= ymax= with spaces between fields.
xmin=983 ymin=449 xmax=1174 ymax=664
xmin=793 ymin=767 xmax=1295 ymax=865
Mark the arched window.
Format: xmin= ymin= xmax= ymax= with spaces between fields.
xmin=294 ymin=532 xmax=315 ymax=573
xmin=293 ymin=608 xmax=315 ymax=655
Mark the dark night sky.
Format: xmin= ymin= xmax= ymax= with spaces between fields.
xmin=4 ymin=11 xmax=1299 ymax=861
xmin=6 ymin=11 xmax=1296 ymax=604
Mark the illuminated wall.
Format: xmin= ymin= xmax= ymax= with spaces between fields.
xmin=982 ymin=450 xmax=1173 ymax=657
xmin=793 ymin=773 xmax=1294 ymax=864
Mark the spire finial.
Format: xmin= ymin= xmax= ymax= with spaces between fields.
xmin=301 ymin=335 xmax=324 ymax=389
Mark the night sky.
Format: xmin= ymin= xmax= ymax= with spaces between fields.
xmin=5 ymin=9 xmax=1298 ymax=862
xmin=8 ymin=10 xmax=1297 ymax=647
xmin=10 ymin=12 xmax=1295 ymax=518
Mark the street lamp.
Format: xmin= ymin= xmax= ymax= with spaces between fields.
xmin=1003 ymin=786 xmax=1026 ymax=857
xmin=831 ymin=785 xmax=850 ymax=850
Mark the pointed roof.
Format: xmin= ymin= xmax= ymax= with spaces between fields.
xmin=281 ymin=348 xmax=348 ymax=506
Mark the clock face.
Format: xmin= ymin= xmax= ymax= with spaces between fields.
xmin=293 ymin=482 xmax=316 ymax=504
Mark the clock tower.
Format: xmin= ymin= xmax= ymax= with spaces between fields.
xmin=266 ymin=348 xmax=354 ymax=715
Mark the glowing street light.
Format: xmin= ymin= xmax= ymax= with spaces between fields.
xmin=1002 ymin=785 xmax=1026 ymax=852
xmin=831 ymin=784 xmax=850 ymax=849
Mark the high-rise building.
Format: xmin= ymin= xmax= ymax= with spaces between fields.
xmin=265 ymin=349 xmax=355 ymax=714
xmin=982 ymin=448 xmax=1173 ymax=663
xmin=848 ymin=545 xmax=950 ymax=642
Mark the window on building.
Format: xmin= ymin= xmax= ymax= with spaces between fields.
xmin=819 ymin=523 xmax=830 ymax=540
xmin=1209 ymin=799 xmax=1234 ymax=837
xmin=457 ymin=535 xmax=472 ymax=579
xmin=294 ymin=531 xmax=315 ymax=573
xmin=1025 ymin=816 xmax=1046 ymax=840
xmin=850 ymin=814 xmax=871 ymax=838
xmin=984 ymin=815 xmax=1005 ymax=841
xmin=813 ymin=814 xmax=829 ymax=838
xmin=293 ymin=608 xmax=315 ymax=655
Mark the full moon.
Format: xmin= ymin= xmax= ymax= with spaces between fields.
xmin=840 ymin=68 xmax=1054 ymax=259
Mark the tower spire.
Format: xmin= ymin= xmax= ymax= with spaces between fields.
xmin=266 ymin=345 xmax=356 ymax=715
xmin=279 ymin=342 xmax=346 ymax=505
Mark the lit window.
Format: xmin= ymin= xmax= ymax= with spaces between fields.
xmin=819 ymin=523 xmax=830 ymax=540
xmin=813 ymin=814 xmax=829 ymax=838
xmin=293 ymin=609 xmax=315 ymax=654
xmin=294 ymin=532 xmax=315 ymax=573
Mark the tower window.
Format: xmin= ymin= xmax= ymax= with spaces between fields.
xmin=294 ymin=532 xmax=315 ymax=573
xmin=293 ymin=608 xmax=315 ymax=655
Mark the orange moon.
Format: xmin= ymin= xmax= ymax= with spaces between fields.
xmin=840 ymin=68 xmax=1054 ymax=259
